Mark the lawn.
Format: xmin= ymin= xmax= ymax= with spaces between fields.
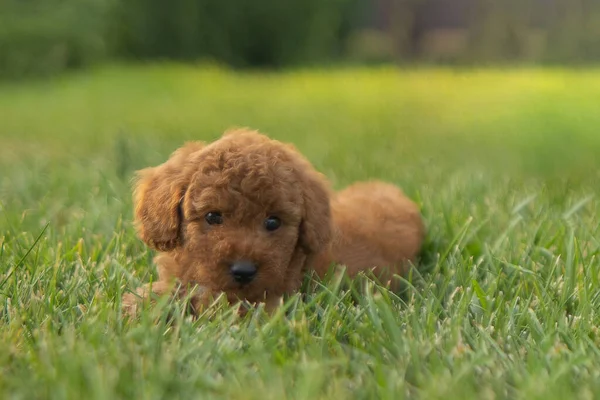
xmin=1 ymin=64 xmax=600 ymax=399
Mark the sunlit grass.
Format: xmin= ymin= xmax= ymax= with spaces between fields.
xmin=1 ymin=64 xmax=600 ymax=399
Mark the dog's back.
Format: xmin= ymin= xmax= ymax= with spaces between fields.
xmin=314 ymin=181 xmax=425 ymax=288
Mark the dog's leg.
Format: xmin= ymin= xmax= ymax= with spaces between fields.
xmin=264 ymin=295 xmax=284 ymax=315
xmin=121 ymin=279 xmax=214 ymax=318
xmin=121 ymin=280 xmax=175 ymax=318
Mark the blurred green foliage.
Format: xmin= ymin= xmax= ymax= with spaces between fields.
xmin=0 ymin=0 xmax=355 ymax=79
xmin=112 ymin=0 xmax=355 ymax=67
xmin=0 ymin=0 xmax=113 ymax=79
xmin=2 ymin=0 xmax=600 ymax=79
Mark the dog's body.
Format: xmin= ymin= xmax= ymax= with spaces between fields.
xmin=122 ymin=129 xmax=424 ymax=316
xmin=314 ymin=181 xmax=424 ymax=285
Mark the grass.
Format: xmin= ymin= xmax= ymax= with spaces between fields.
xmin=1 ymin=63 xmax=600 ymax=399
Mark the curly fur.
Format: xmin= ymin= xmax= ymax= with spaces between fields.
xmin=122 ymin=128 xmax=424 ymax=316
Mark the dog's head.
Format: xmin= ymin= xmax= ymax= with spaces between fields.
xmin=133 ymin=129 xmax=332 ymax=302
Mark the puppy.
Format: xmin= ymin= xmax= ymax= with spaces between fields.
xmin=122 ymin=129 xmax=424 ymax=316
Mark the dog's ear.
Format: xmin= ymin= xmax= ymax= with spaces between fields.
xmin=297 ymin=166 xmax=333 ymax=255
xmin=133 ymin=142 xmax=204 ymax=251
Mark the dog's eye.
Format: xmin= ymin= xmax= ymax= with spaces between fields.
xmin=264 ymin=216 xmax=281 ymax=231
xmin=205 ymin=212 xmax=223 ymax=225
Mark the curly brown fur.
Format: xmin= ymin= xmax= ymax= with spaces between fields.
xmin=123 ymin=128 xmax=331 ymax=316
xmin=313 ymin=181 xmax=425 ymax=291
xmin=122 ymin=128 xmax=424 ymax=317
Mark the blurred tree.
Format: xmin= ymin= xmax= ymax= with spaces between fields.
xmin=112 ymin=0 xmax=352 ymax=68
xmin=543 ymin=0 xmax=600 ymax=64
xmin=389 ymin=0 xmax=421 ymax=62
xmin=465 ymin=0 xmax=533 ymax=64
xmin=0 ymin=0 xmax=112 ymax=79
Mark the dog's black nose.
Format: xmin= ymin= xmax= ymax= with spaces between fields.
xmin=230 ymin=261 xmax=257 ymax=284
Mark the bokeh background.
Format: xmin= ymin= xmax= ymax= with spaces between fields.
xmin=2 ymin=0 xmax=600 ymax=79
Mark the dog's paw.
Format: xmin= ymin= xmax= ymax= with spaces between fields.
xmin=121 ymin=291 xmax=141 ymax=318
xmin=120 ymin=281 xmax=174 ymax=318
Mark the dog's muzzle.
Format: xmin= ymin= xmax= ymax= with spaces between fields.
xmin=229 ymin=260 xmax=258 ymax=284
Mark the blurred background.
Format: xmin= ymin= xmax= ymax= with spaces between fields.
xmin=1 ymin=0 xmax=600 ymax=79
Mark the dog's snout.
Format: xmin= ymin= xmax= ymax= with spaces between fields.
xmin=230 ymin=260 xmax=258 ymax=284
